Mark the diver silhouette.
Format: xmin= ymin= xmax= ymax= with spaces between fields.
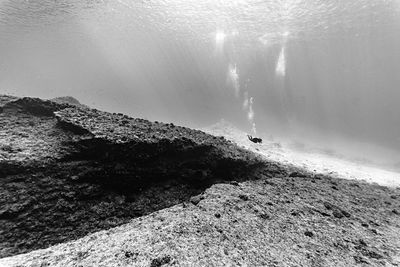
xmin=247 ymin=135 xmax=262 ymax=144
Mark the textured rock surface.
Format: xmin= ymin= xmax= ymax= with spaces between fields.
xmin=0 ymin=95 xmax=264 ymax=258
xmin=0 ymin=96 xmax=84 ymax=166
xmin=1 ymin=95 xmax=399 ymax=266
xmin=1 ymin=174 xmax=399 ymax=266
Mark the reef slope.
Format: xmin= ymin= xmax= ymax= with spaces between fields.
xmin=0 ymin=95 xmax=399 ymax=266
xmin=0 ymin=95 xmax=263 ymax=258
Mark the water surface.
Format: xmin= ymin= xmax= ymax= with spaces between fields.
xmin=1 ymin=0 xmax=400 ymax=168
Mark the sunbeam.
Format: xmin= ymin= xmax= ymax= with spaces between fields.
xmin=276 ymin=46 xmax=286 ymax=77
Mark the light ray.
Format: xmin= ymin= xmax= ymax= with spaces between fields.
xmin=276 ymin=46 xmax=286 ymax=77
xmin=227 ymin=63 xmax=240 ymax=97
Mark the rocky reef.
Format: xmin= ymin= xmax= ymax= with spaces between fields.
xmin=0 ymin=95 xmax=399 ymax=266
xmin=0 ymin=95 xmax=267 ymax=257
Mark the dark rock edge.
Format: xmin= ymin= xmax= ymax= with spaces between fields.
xmin=0 ymin=96 xmax=283 ymax=257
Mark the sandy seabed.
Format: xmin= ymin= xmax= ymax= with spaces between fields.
xmin=204 ymin=121 xmax=400 ymax=188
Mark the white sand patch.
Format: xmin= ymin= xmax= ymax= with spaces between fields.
xmin=204 ymin=120 xmax=400 ymax=188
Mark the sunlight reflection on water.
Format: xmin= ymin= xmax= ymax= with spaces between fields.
xmin=1 ymin=0 xmax=400 ymax=164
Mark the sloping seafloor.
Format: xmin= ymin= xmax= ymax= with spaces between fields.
xmin=1 ymin=96 xmax=400 ymax=267
xmin=203 ymin=120 xmax=400 ymax=188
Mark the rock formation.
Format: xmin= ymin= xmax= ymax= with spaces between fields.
xmin=0 ymin=95 xmax=399 ymax=266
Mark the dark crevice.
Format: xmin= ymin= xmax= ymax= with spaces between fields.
xmin=55 ymin=120 xmax=94 ymax=136
xmin=0 ymin=136 xmax=268 ymax=258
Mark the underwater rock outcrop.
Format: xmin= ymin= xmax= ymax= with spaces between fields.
xmin=1 ymin=95 xmax=399 ymax=267
xmin=0 ymin=95 xmax=266 ymax=257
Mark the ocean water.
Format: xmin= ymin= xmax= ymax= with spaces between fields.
xmin=1 ymin=0 xmax=400 ymax=169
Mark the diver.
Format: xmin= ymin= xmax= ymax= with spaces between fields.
xmin=247 ymin=135 xmax=262 ymax=144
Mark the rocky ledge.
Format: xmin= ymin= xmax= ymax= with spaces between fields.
xmin=0 ymin=95 xmax=266 ymax=258
xmin=0 ymin=95 xmax=399 ymax=266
